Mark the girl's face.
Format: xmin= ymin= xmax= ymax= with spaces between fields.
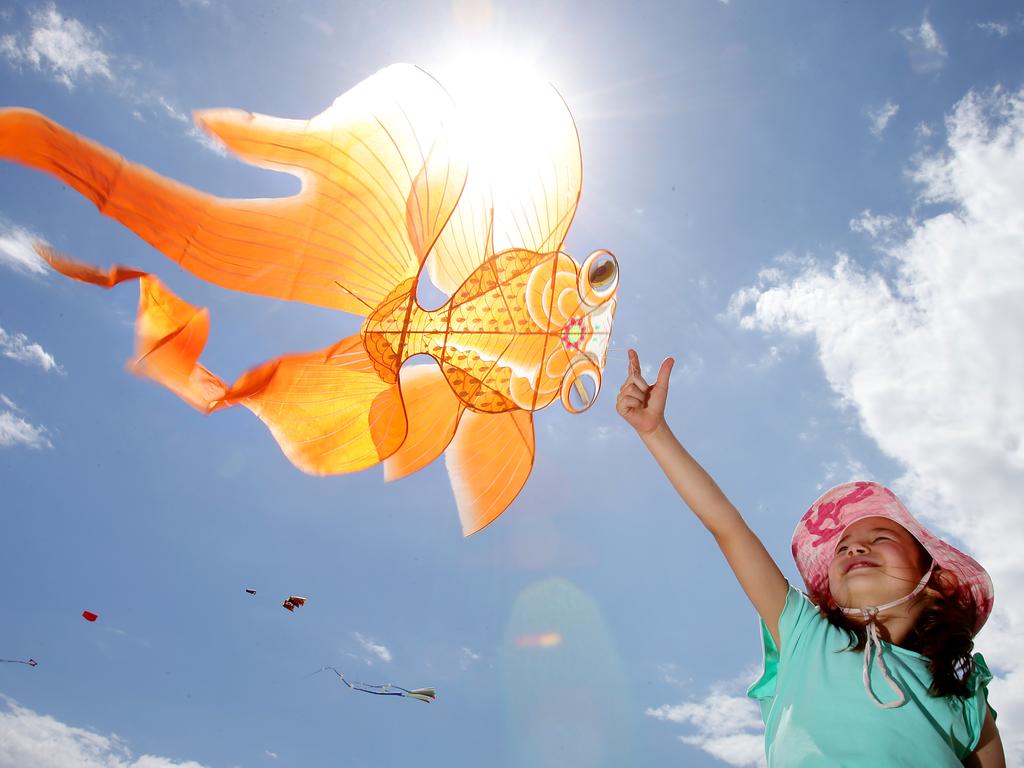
xmin=827 ymin=516 xmax=930 ymax=609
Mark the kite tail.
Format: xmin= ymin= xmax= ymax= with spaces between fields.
xmin=0 ymin=85 xmax=467 ymax=318
xmin=0 ymin=109 xmax=213 ymax=264
xmin=40 ymin=246 xmax=230 ymax=412
xmin=40 ymin=246 xmax=408 ymax=475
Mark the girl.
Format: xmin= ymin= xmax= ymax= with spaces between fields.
xmin=616 ymin=350 xmax=1004 ymax=767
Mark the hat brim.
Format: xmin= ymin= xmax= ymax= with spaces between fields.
xmin=791 ymin=481 xmax=993 ymax=634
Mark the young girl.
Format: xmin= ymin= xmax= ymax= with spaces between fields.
xmin=616 ymin=350 xmax=1005 ymax=767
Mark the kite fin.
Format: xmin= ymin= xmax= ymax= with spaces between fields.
xmin=383 ymin=363 xmax=464 ymax=482
xmin=40 ymin=245 xmax=229 ymax=411
xmin=229 ymin=335 xmax=407 ymax=475
xmin=0 ymin=64 xmax=467 ymax=317
xmin=191 ymin=108 xmax=321 ymax=175
xmin=40 ymin=246 xmax=407 ymax=474
xmin=444 ymin=408 xmax=534 ymax=537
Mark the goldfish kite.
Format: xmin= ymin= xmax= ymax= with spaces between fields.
xmin=0 ymin=64 xmax=618 ymax=535
xmin=313 ymin=666 xmax=436 ymax=703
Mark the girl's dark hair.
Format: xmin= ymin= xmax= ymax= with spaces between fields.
xmin=814 ymin=566 xmax=979 ymax=699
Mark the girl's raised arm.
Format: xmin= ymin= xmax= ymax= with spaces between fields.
xmin=617 ymin=349 xmax=788 ymax=646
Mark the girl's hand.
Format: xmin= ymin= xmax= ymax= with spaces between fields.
xmin=616 ymin=349 xmax=674 ymax=436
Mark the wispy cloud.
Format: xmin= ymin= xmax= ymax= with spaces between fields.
xmin=0 ymin=221 xmax=47 ymax=276
xmin=819 ymin=452 xmax=870 ymax=489
xmin=459 ymin=646 xmax=481 ymax=670
xmin=300 ymin=11 xmax=334 ymax=36
xmin=646 ymin=676 xmax=766 ymax=767
xmin=899 ymin=14 xmax=948 ymax=72
xmin=0 ymin=3 xmax=112 ymax=89
xmin=185 ymin=125 xmax=229 ymax=157
xmin=0 ymin=695 xmax=207 ymax=767
xmin=0 ymin=327 xmax=62 ymax=373
xmin=729 ymin=86 xmax=1024 ymax=761
xmin=353 ymin=632 xmax=392 ymax=663
xmin=0 ymin=395 xmax=52 ymax=450
xmin=848 ymin=209 xmax=908 ymax=248
xmin=975 ymin=21 xmax=1010 ymax=38
xmin=867 ymin=100 xmax=899 ymax=137
xmin=0 ymin=4 xmax=227 ymax=155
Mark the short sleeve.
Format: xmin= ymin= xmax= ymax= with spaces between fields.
xmin=964 ymin=653 xmax=996 ymax=753
xmin=747 ymin=582 xmax=819 ymax=704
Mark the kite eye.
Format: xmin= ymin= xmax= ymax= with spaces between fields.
xmin=578 ymin=250 xmax=618 ymax=306
xmin=560 ymin=357 xmax=602 ymax=414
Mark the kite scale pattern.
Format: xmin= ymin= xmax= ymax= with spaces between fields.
xmin=0 ymin=63 xmax=617 ymax=536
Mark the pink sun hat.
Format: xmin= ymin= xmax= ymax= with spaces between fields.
xmin=791 ymin=481 xmax=994 ymax=634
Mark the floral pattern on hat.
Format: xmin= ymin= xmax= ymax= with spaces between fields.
xmin=792 ymin=481 xmax=994 ymax=634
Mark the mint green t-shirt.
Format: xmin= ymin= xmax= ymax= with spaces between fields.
xmin=747 ymin=583 xmax=993 ymax=767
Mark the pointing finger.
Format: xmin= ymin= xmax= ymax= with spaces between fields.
xmin=628 ymin=348 xmax=641 ymax=377
xmin=655 ymin=357 xmax=675 ymax=389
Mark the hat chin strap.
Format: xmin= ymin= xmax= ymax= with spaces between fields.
xmin=838 ymin=561 xmax=935 ymax=708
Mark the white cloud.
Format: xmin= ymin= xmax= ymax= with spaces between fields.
xmin=0 ymin=7 xmax=225 ymax=157
xmin=729 ymin=86 xmax=1024 ymax=761
xmin=0 ymin=395 xmax=52 ymax=450
xmin=0 ymin=695 xmax=207 ymax=767
xmin=0 ymin=327 xmax=63 ymax=373
xmin=647 ymin=680 xmax=766 ymax=767
xmin=185 ymin=125 xmax=229 ymax=157
xmin=900 ymin=14 xmax=948 ymax=73
xmin=976 ymin=21 xmax=1010 ymax=38
xmin=819 ymin=453 xmax=871 ymax=490
xmin=848 ymin=209 xmax=902 ymax=240
xmin=867 ymin=100 xmax=899 ymax=138
xmin=674 ymin=353 xmax=705 ymax=381
xmin=459 ymin=646 xmax=481 ymax=670
xmin=300 ymin=12 xmax=334 ymax=36
xmin=747 ymin=345 xmax=781 ymax=372
xmin=0 ymin=221 xmax=47 ymax=276
xmin=0 ymin=3 xmax=112 ymax=89
xmin=353 ymin=632 xmax=392 ymax=663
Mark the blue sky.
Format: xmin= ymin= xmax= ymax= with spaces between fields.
xmin=1 ymin=1 xmax=1023 ymax=766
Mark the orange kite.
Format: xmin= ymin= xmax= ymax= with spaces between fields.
xmin=0 ymin=64 xmax=618 ymax=535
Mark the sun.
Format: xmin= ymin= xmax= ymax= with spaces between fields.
xmin=436 ymin=48 xmax=567 ymax=212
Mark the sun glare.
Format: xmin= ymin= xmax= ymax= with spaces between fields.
xmin=437 ymin=49 xmax=570 ymax=216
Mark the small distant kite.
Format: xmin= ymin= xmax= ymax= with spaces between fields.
xmin=282 ymin=596 xmax=306 ymax=612
xmin=245 ymin=588 xmax=257 ymax=595
xmin=0 ymin=658 xmax=37 ymax=667
xmin=82 ymin=611 xmax=98 ymax=622
xmin=313 ymin=666 xmax=435 ymax=703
